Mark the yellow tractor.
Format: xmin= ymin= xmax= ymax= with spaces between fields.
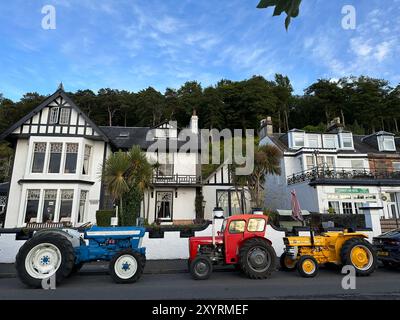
xmin=280 ymin=231 xmax=377 ymax=277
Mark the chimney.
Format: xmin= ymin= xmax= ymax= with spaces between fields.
xmin=190 ymin=109 xmax=198 ymax=134
xmin=259 ymin=116 xmax=273 ymax=138
xmin=327 ymin=117 xmax=344 ymax=133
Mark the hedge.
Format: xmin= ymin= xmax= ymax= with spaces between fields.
xmin=96 ymin=210 xmax=115 ymax=227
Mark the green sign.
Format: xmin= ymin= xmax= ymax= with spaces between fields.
xmin=335 ymin=188 xmax=369 ymax=194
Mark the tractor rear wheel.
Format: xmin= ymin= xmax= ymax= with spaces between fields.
xmin=297 ymin=255 xmax=319 ymax=278
xmin=340 ymin=238 xmax=377 ymax=276
xmin=109 ymin=250 xmax=145 ymax=284
xmin=15 ymin=232 xmax=75 ymax=288
xmin=239 ymin=238 xmax=276 ymax=279
xmin=190 ymin=256 xmax=213 ymax=280
xmin=280 ymin=252 xmax=297 ymax=271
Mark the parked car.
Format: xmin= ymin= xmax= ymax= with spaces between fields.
xmin=373 ymin=229 xmax=400 ymax=269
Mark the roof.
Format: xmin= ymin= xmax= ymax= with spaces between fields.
xmin=0 ymin=88 xmax=110 ymax=143
xmin=100 ymin=126 xmax=203 ymax=151
xmin=267 ymin=132 xmax=400 ymax=155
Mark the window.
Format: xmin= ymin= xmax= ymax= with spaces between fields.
xmin=340 ymin=133 xmax=353 ymax=149
xmin=306 ymin=156 xmax=314 ymax=170
xmin=307 ymin=134 xmax=319 ymax=148
xmin=323 ymin=135 xmax=336 ymax=149
xmin=351 ymin=160 xmax=364 ymax=169
xmin=247 ymin=218 xmax=266 ymax=232
xmin=378 ymin=136 xmax=396 ymax=151
xmin=59 ymin=190 xmax=74 ymax=221
xmin=393 ymin=162 xmax=400 ymax=171
xmin=24 ymin=190 xmax=40 ymax=223
xmin=78 ymin=190 xmax=88 ymax=223
xmin=342 ymin=202 xmax=353 ymax=214
xmin=42 ymin=190 xmax=57 ymax=222
xmin=354 ymin=202 xmax=364 ymax=215
xmin=326 ymin=156 xmax=335 ymax=169
xmin=216 ymin=190 xmax=243 ymax=216
xmin=229 ymin=220 xmax=245 ymax=233
xmin=64 ymin=143 xmax=78 ymax=173
xmin=32 ymin=142 xmax=47 ymax=173
xmin=157 ymin=153 xmax=174 ymax=176
xmin=293 ymin=133 xmax=304 ymax=148
xmin=155 ymin=191 xmax=173 ymax=221
xmin=59 ymin=108 xmax=70 ymax=125
xmin=328 ymin=201 xmax=340 ymax=214
xmin=49 ymin=107 xmax=59 ymax=124
xmin=82 ymin=145 xmax=92 ymax=175
xmin=48 ymin=143 xmax=63 ymax=173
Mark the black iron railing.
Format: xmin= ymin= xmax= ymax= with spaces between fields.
xmin=151 ymin=174 xmax=202 ymax=185
xmin=287 ymin=167 xmax=400 ymax=185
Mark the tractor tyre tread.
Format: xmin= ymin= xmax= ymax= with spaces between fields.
xmin=340 ymin=238 xmax=377 ymax=276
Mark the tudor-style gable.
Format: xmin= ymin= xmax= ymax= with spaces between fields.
xmin=0 ymin=86 xmax=108 ymax=143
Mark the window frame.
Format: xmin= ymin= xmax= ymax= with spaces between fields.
xmin=31 ymin=142 xmax=47 ymax=173
xmin=59 ymin=108 xmax=71 ymax=125
xmin=228 ymin=220 xmax=246 ymax=234
xmin=49 ymin=107 xmax=60 ymax=124
xmin=64 ymin=143 xmax=79 ymax=174
xmin=155 ymin=191 xmax=174 ymax=222
xmin=48 ymin=143 xmax=63 ymax=174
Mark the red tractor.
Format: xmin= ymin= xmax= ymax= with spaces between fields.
xmin=188 ymin=211 xmax=277 ymax=280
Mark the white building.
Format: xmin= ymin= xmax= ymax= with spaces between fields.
xmin=260 ymin=117 xmax=400 ymax=222
xmin=0 ymin=86 xmax=244 ymax=228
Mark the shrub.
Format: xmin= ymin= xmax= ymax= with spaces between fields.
xmin=96 ymin=210 xmax=115 ymax=227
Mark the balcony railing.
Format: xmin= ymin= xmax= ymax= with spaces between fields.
xmin=151 ymin=174 xmax=202 ymax=185
xmin=287 ymin=167 xmax=400 ymax=185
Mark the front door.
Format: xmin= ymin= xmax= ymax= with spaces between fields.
xmin=155 ymin=191 xmax=173 ymax=222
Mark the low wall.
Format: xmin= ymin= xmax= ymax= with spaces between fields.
xmin=0 ymin=220 xmax=287 ymax=263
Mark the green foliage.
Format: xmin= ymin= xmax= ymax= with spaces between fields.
xmin=302 ymin=123 xmax=327 ymax=133
xmin=257 ymin=0 xmax=302 ymax=29
xmin=96 ymin=210 xmax=115 ymax=227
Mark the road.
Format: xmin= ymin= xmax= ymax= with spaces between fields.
xmin=0 ymin=267 xmax=400 ymax=300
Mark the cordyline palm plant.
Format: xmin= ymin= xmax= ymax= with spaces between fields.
xmin=231 ymin=144 xmax=281 ymax=210
xmin=102 ymin=146 xmax=152 ymax=225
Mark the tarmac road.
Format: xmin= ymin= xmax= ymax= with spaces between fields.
xmin=0 ymin=266 xmax=399 ymax=300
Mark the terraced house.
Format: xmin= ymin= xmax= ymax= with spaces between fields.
xmin=259 ymin=117 xmax=400 ymax=232
xmin=0 ymin=85 xmax=248 ymax=228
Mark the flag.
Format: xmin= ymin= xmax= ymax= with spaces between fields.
xmin=291 ymin=190 xmax=304 ymax=222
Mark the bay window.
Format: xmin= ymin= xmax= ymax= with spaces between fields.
xmin=32 ymin=142 xmax=46 ymax=173
xmin=42 ymin=190 xmax=57 ymax=222
xmin=59 ymin=190 xmax=74 ymax=221
xmin=78 ymin=190 xmax=88 ymax=223
xmin=64 ymin=143 xmax=78 ymax=173
xmin=24 ymin=190 xmax=40 ymax=223
xmin=48 ymin=143 xmax=63 ymax=173
xmin=82 ymin=145 xmax=92 ymax=175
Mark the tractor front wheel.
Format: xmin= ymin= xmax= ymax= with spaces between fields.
xmin=297 ymin=255 xmax=319 ymax=278
xmin=109 ymin=250 xmax=145 ymax=284
xmin=239 ymin=238 xmax=276 ymax=279
xmin=190 ymin=256 xmax=213 ymax=280
xmin=340 ymin=238 xmax=377 ymax=276
xmin=15 ymin=233 xmax=75 ymax=288
xmin=280 ymin=252 xmax=297 ymax=271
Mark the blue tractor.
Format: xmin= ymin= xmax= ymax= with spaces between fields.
xmin=15 ymin=223 xmax=146 ymax=288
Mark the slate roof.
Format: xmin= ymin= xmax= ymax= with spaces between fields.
xmin=100 ymin=126 xmax=203 ymax=151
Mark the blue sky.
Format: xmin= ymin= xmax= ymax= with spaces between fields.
xmin=0 ymin=0 xmax=399 ymax=101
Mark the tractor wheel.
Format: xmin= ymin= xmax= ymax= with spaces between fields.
xmin=15 ymin=232 xmax=75 ymax=288
xmin=109 ymin=250 xmax=145 ymax=284
xmin=297 ymin=255 xmax=319 ymax=278
xmin=190 ymin=256 xmax=213 ymax=280
xmin=69 ymin=262 xmax=84 ymax=276
xmin=280 ymin=252 xmax=297 ymax=271
xmin=340 ymin=238 xmax=377 ymax=276
xmin=239 ymin=238 xmax=276 ymax=279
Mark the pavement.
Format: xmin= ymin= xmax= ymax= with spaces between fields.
xmin=0 ymin=261 xmax=400 ymax=300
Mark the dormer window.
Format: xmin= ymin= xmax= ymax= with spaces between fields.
xmin=378 ymin=135 xmax=396 ymax=151
xmin=307 ymin=134 xmax=319 ymax=148
xmin=323 ymin=135 xmax=337 ymax=149
xmin=339 ymin=132 xmax=353 ymax=149
xmin=291 ymin=132 xmax=305 ymax=148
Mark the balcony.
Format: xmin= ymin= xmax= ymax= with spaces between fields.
xmin=287 ymin=167 xmax=400 ymax=186
xmin=151 ymin=174 xmax=202 ymax=186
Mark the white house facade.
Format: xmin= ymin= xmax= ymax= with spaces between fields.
xmin=260 ymin=117 xmax=400 ymax=223
xmin=0 ymin=86 xmax=244 ymax=228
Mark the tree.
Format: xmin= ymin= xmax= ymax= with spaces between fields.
xmin=257 ymin=0 xmax=302 ymax=30
xmin=273 ymin=74 xmax=293 ymax=132
xmin=246 ymin=145 xmax=281 ymax=208
xmin=135 ymin=87 xmax=165 ymax=126
xmin=102 ymin=146 xmax=152 ymax=226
